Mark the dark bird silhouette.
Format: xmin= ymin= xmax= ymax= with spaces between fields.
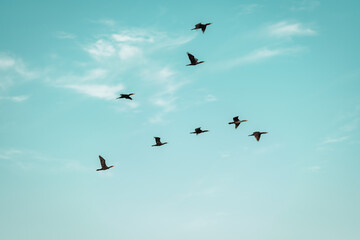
xmin=117 ymin=93 xmax=135 ymax=100
xmin=96 ymin=155 xmax=114 ymax=171
xmin=249 ymin=131 xmax=268 ymax=141
xmin=152 ymin=137 xmax=168 ymax=147
xmin=228 ymin=116 xmax=248 ymax=129
xmin=192 ymin=23 xmax=212 ymax=33
xmin=190 ymin=127 xmax=209 ymax=135
xmin=186 ymin=52 xmax=205 ymax=66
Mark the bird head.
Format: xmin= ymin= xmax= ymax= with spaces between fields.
xmin=129 ymin=93 xmax=135 ymax=95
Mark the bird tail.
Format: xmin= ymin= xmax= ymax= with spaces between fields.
xmin=228 ymin=122 xmax=234 ymax=124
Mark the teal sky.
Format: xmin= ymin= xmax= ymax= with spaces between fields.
xmin=1 ymin=0 xmax=360 ymax=239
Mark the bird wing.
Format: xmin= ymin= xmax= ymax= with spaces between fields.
xmin=187 ymin=52 xmax=196 ymax=64
xmin=195 ymin=127 xmax=201 ymax=132
xmin=195 ymin=23 xmax=202 ymax=28
xmin=99 ymin=155 xmax=108 ymax=168
xmin=233 ymin=116 xmax=239 ymax=122
xmin=154 ymin=137 xmax=161 ymax=144
xmin=235 ymin=123 xmax=240 ymax=129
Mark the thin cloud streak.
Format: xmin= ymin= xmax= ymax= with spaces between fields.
xmin=64 ymin=84 xmax=124 ymax=100
xmin=217 ymin=46 xmax=304 ymax=70
xmin=55 ymin=31 xmax=76 ymax=39
xmin=322 ymin=136 xmax=348 ymax=144
xmin=0 ymin=95 xmax=29 ymax=102
xmin=267 ymin=21 xmax=316 ymax=38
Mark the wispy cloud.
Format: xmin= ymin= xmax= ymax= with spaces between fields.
xmin=205 ymin=94 xmax=217 ymax=102
xmin=322 ymin=136 xmax=348 ymax=144
xmin=0 ymin=54 xmax=39 ymax=90
xmin=145 ymin=67 xmax=189 ymax=123
xmin=96 ymin=19 xmax=116 ymax=26
xmin=85 ymin=39 xmax=116 ymax=58
xmin=309 ymin=166 xmax=321 ymax=172
xmin=0 ymin=149 xmax=91 ymax=172
xmin=0 ymin=95 xmax=29 ymax=102
xmin=219 ymin=46 xmax=304 ymax=70
xmin=267 ymin=21 xmax=316 ymax=38
xmin=112 ymin=33 xmax=154 ymax=43
xmin=64 ymin=84 xmax=124 ymax=100
xmin=291 ymin=0 xmax=320 ymax=11
xmin=55 ymin=31 xmax=76 ymax=39
xmin=0 ymin=56 xmax=15 ymax=68
xmin=236 ymin=3 xmax=262 ymax=15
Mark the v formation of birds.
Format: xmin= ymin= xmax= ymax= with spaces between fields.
xmin=98 ymin=22 xmax=268 ymax=171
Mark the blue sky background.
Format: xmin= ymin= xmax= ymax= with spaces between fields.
xmin=1 ymin=0 xmax=359 ymax=239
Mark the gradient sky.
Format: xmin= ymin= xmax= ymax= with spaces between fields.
xmin=1 ymin=0 xmax=360 ymax=239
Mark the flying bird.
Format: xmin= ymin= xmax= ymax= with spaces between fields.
xmin=96 ymin=155 xmax=114 ymax=171
xmin=117 ymin=93 xmax=135 ymax=100
xmin=192 ymin=23 xmax=212 ymax=33
xmin=186 ymin=52 xmax=205 ymax=66
xmin=228 ymin=116 xmax=248 ymax=129
xmin=152 ymin=137 xmax=168 ymax=147
xmin=249 ymin=131 xmax=268 ymax=141
xmin=190 ymin=127 xmax=209 ymax=135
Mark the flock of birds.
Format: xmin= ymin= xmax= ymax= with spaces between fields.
xmin=97 ymin=22 xmax=268 ymax=171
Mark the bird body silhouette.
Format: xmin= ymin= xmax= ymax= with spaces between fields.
xmin=152 ymin=137 xmax=168 ymax=147
xmin=96 ymin=155 xmax=114 ymax=171
xmin=228 ymin=116 xmax=248 ymax=129
xmin=117 ymin=93 xmax=135 ymax=100
xmin=190 ymin=127 xmax=209 ymax=135
xmin=249 ymin=131 xmax=268 ymax=141
xmin=186 ymin=52 xmax=205 ymax=66
xmin=192 ymin=23 xmax=212 ymax=33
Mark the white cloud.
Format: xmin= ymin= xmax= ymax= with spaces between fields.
xmin=205 ymin=94 xmax=217 ymax=102
xmin=97 ymin=19 xmax=116 ymax=26
xmin=118 ymin=45 xmax=142 ymax=60
xmin=54 ymin=68 xmax=108 ymax=85
xmin=65 ymin=84 xmax=124 ymax=100
xmin=291 ymin=0 xmax=320 ymax=11
xmin=309 ymin=166 xmax=321 ymax=172
xmin=112 ymin=33 xmax=153 ymax=43
xmin=153 ymin=97 xmax=177 ymax=112
xmin=149 ymin=112 xmax=166 ymax=124
xmin=322 ymin=136 xmax=348 ymax=144
xmin=237 ymin=4 xmax=261 ymax=15
xmin=0 ymin=95 xmax=29 ymax=102
xmin=0 ymin=56 xmax=15 ymax=69
xmin=55 ymin=31 xmax=76 ymax=39
xmin=221 ymin=47 xmax=304 ymax=69
xmin=267 ymin=21 xmax=316 ymax=38
xmin=85 ymin=39 xmax=116 ymax=58
xmin=115 ymin=101 xmax=140 ymax=113
xmin=0 ymin=54 xmax=38 ymax=90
